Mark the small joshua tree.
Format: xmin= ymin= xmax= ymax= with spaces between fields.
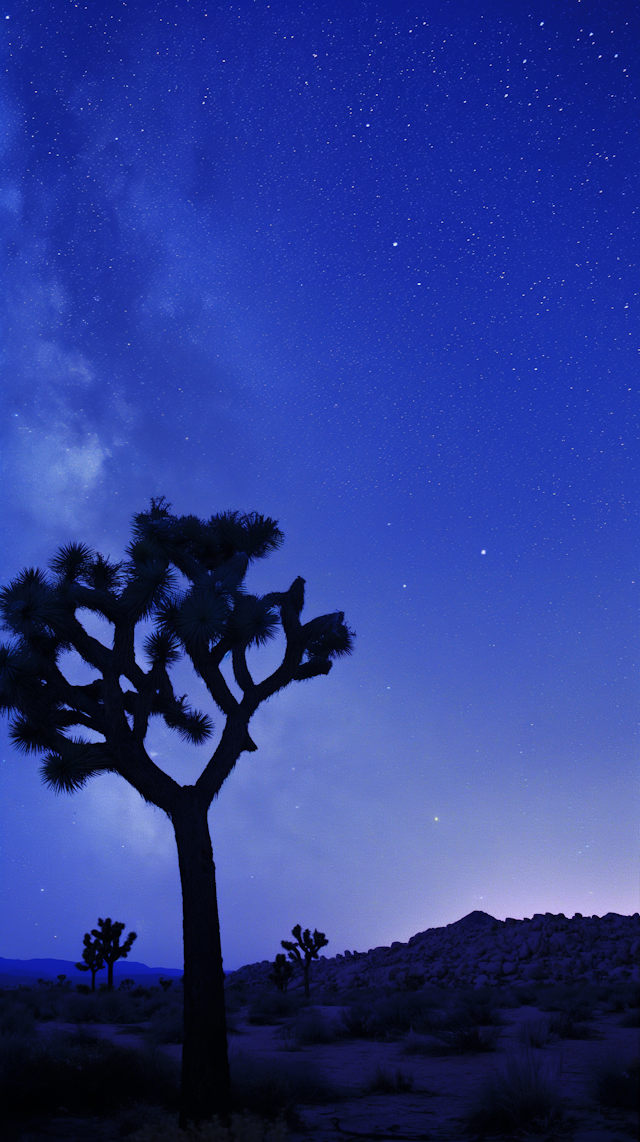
xmin=282 ymin=924 xmax=329 ymax=999
xmin=269 ymin=952 xmax=294 ymax=993
xmin=90 ymin=917 xmax=137 ymax=990
xmin=75 ymin=931 xmax=106 ymax=991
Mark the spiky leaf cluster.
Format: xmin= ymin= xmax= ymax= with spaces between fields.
xmin=0 ymin=499 xmax=354 ymax=801
xmin=302 ymin=612 xmax=355 ymax=664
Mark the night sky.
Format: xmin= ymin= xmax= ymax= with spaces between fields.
xmin=0 ymin=1 xmax=637 ymax=973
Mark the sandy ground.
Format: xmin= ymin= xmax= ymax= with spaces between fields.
xmin=9 ymin=1002 xmax=639 ymax=1142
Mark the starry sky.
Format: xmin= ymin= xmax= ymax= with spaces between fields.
xmin=0 ymin=0 xmax=637 ymax=972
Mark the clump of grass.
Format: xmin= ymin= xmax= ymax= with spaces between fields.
xmin=502 ymin=983 xmax=539 ymax=1006
xmin=536 ymin=984 xmax=595 ymax=1020
xmin=587 ymin=1054 xmax=639 ymax=1111
xmin=546 ymin=1011 xmax=602 ymax=1040
xmin=0 ymin=1028 xmax=179 ymax=1117
xmin=370 ymin=992 xmax=438 ymax=1038
xmin=423 ymin=1015 xmax=501 ymax=1055
xmin=463 ymin=1049 xmax=564 ymax=1136
xmin=517 ymin=1018 xmax=554 ymax=1049
xmin=448 ymin=991 xmax=506 ymax=1027
xmin=401 ymin=1030 xmax=434 ymax=1056
xmin=619 ymin=1007 xmax=640 ymax=1027
xmin=277 ymin=1009 xmax=338 ymax=1050
xmin=363 ymin=1061 xmax=414 ymax=1094
xmin=598 ymin=981 xmax=639 ymax=1013
xmin=130 ymin=1112 xmax=287 ymax=1142
xmin=229 ymin=1050 xmax=340 ymax=1125
xmin=339 ymin=1002 xmax=378 ymax=1039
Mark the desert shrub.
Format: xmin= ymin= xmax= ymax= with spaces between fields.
xmin=536 ymin=984 xmax=595 ymax=1019
xmin=96 ymin=989 xmax=145 ymax=1024
xmin=277 ymin=1009 xmax=338 ymax=1050
xmin=363 ymin=1061 xmax=414 ymax=1094
xmin=501 ymin=983 xmax=538 ymax=1006
xmin=339 ymin=1002 xmax=378 ymax=1039
xmin=518 ymin=1019 xmax=554 ymax=1049
xmin=0 ymin=1028 xmax=179 ymax=1117
xmin=60 ymin=991 xmax=102 ymax=1023
xmin=130 ymin=1112 xmax=287 ymax=1142
xmin=448 ymin=990 xmax=505 ymax=1027
xmin=247 ymin=990 xmax=304 ymax=1025
xmin=587 ymin=1054 xmax=639 ymax=1111
xmin=371 ymin=992 xmax=437 ymax=1038
xmin=229 ymin=1050 xmax=340 ymax=1124
xmin=599 ymin=981 xmax=640 ymax=1013
xmin=619 ymin=1007 xmax=640 ymax=1027
xmin=225 ymin=983 xmax=248 ymax=1012
xmin=7 ymin=987 xmax=60 ymax=1022
xmin=0 ymin=997 xmax=36 ymax=1037
xmin=463 ymin=1049 xmax=564 ymax=1135
xmin=401 ymin=1030 xmax=434 ymax=1056
xmin=546 ymin=1011 xmax=602 ymax=1040
xmin=147 ymin=1001 xmax=184 ymax=1044
xmin=421 ymin=1017 xmax=501 ymax=1056
xmin=275 ymin=1024 xmax=301 ymax=1052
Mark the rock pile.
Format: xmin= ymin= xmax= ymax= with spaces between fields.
xmin=226 ymin=910 xmax=640 ymax=992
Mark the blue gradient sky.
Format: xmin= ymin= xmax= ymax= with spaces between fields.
xmin=0 ymin=0 xmax=637 ymax=971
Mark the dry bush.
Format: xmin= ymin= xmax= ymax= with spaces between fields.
xmin=363 ymin=1061 xmax=414 ymax=1094
xmin=517 ymin=1018 xmax=554 ymax=1049
xmin=463 ymin=1049 xmax=564 ymax=1135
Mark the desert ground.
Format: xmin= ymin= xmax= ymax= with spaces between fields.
xmin=5 ymin=986 xmax=638 ymax=1142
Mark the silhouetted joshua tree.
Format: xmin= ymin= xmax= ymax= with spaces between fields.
xmin=281 ymin=924 xmax=329 ymax=998
xmin=89 ymin=917 xmax=137 ymax=990
xmin=75 ymin=931 xmax=106 ymax=991
xmin=268 ymin=952 xmax=294 ymax=993
xmin=0 ymin=498 xmax=353 ymax=1126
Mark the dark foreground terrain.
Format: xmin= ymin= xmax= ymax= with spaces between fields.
xmin=1 ymin=975 xmax=638 ymax=1142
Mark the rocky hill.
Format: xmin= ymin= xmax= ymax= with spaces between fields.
xmin=226 ymin=910 xmax=640 ymax=993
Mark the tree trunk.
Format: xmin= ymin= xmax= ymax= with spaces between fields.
xmin=303 ymin=961 xmax=310 ymax=999
xmin=173 ymin=789 xmax=230 ymax=1127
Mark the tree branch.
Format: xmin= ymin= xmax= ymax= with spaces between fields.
xmin=194 ymin=715 xmax=256 ymax=803
xmin=231 ymin=646 xmax=254 ymax=695
xmin=62 ymin=615 xmax=113 ymax=674
xmin=186 ymin=644 xmax=241 ymax=718
xmin=109 ymin=742 xmax=185 ymax=816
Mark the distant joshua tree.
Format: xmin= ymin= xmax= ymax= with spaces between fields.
xmin=75 ymin=931 xmax=106 ymax=991
xmin=281 ymin=924 xmax=329 ymax=998
xmin=268 ymin=952 xmax=294 ymax=993
xmin=89 ymin=917 xmax=137 ymax=990
xmin=0 ymin=497 xmax=353 ymax=1126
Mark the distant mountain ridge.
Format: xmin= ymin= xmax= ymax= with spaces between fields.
xmin=0 ymin=956 xmax=183 ymax=987
xmin=226 ymin=910 xmax=640 ymax=992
